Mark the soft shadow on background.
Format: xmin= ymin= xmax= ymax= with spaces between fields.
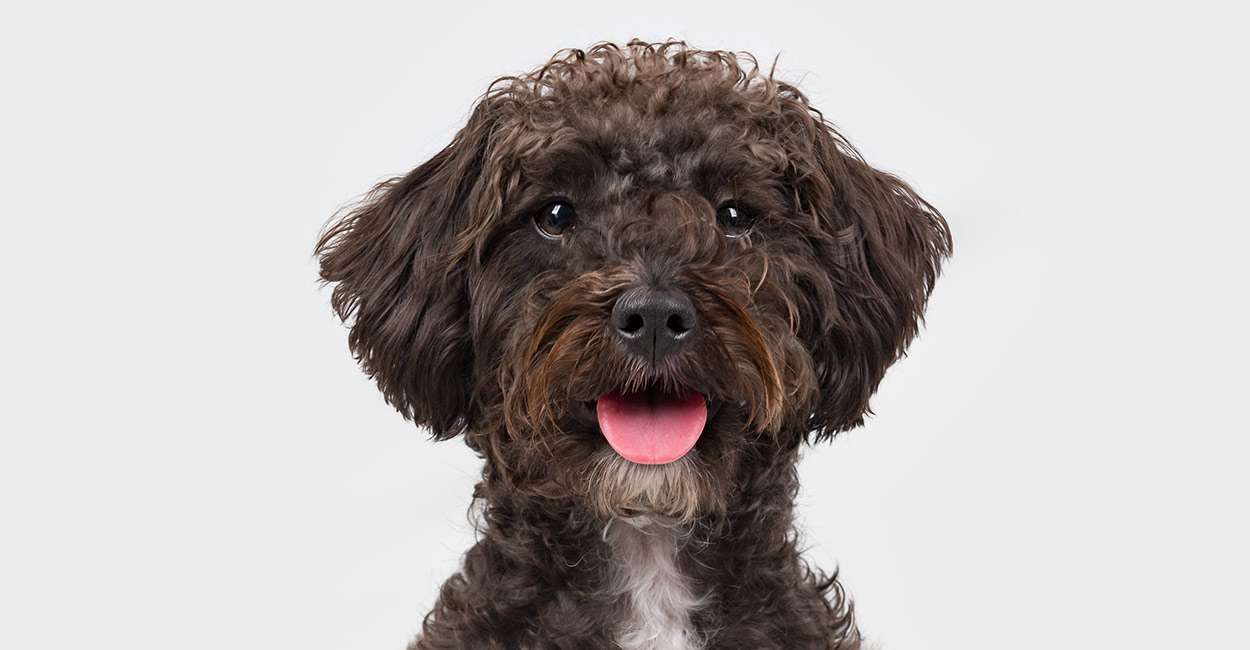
xmin=2 ymin=1 xmax=1245 ymax=649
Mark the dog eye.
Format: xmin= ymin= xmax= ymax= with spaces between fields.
xmin=716 ymin=203 xmax=754 ymax=236
xmin=535 ymin=201 xmax=577 ymax=238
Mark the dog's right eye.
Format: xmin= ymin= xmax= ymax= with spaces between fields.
xmin=535 ymin=201 xmax=577 ymax=238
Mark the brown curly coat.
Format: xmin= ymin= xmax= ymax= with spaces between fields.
xmin=317 ymin=40 xmax=951 ymax=649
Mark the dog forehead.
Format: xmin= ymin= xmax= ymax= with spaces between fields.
xmin=514 ymin=107 xmax=780 ymax=202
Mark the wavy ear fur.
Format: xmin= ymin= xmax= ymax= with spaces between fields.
xmin=782 ymin=94 xmax=953 ymax=439
xmin=316 ymin=106 xmax=498 ymax=439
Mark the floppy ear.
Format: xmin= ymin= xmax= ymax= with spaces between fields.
xmin=782 ymin=95 xmax=953 ymax=438
xmin=316 ymin=105 xmax=499 ymax=440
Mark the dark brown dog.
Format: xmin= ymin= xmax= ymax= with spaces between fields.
xmin=317 ymin=40 xmax=950 ymax=650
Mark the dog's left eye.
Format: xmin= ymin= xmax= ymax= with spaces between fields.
xmin=716 ymin=203 xmax=754 ymax=236
xmin=535 ymin=201 xmax=577 ymax=238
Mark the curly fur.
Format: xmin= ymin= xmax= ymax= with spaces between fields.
xmin=317 ymin=40 xmax=951 ymax=649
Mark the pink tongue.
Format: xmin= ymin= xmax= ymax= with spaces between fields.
xmin=596 ymin=388 xmax=707 ymax=465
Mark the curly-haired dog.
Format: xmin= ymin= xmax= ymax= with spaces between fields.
xmin=317 ymin=40 xmax=951 ymax=650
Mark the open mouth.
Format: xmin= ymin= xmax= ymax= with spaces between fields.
xmin=595 ymin=384 xmax=708 ymax=465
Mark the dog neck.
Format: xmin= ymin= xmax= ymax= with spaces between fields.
xmin=414 ymin=456 xmax=862 ymax=649
xmin=604 ymin=515 xmax=707 ymax=650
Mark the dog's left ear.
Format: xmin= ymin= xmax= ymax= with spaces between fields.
xmin=782 ymin=97 xmax=953 ymax=439
xmin=316 ymin=103 xmax=503 ymax=440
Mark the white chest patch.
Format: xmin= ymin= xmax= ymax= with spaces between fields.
xmin=605 ymin=517 xmax=707 ymax=650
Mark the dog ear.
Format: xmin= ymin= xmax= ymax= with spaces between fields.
xmin=316 ymin=104 xmax=500 ymax=440
xmin=783 ymin=98 xmax=953 ymax=439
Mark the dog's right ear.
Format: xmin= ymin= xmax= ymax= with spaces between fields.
xmin=316 ymin=104 xmax=500 ymax=440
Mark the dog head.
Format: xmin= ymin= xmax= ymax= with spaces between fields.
xmin=317 ymin=41 xmax=950 ymax=521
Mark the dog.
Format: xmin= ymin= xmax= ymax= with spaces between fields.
xmin=317 ymin=40 xmax=950 ymax=650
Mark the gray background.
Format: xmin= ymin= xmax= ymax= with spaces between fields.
xmin=3 ymin=1 xmax=1245 ymax=648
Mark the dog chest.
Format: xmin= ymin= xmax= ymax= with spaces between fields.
xmin=605 ymin=517 xmax=707 ymax=650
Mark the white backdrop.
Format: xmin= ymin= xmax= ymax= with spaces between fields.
xmin=2 ymin=1 xmax=1246 ymax=649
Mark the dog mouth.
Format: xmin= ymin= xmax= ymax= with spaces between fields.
xmin=594 ymin=384 xmax=708 ymax=465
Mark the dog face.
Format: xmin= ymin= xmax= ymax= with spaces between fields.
xmin=318 ymin=42 xmax=950 ymax=522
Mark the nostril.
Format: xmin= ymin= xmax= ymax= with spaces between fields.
xmin=621 ymin=313 xmax=645 ymax=334
xmin=666 ymin=313 xmax=690 ymax=335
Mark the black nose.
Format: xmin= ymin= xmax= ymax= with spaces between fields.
xmin=611 ymin=290 xmax=697 ymax=362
